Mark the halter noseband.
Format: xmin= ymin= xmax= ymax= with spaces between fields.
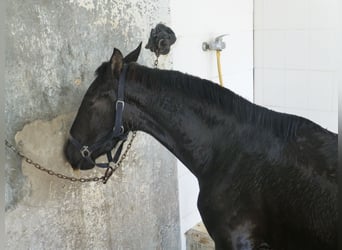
xmin=69 ymin=64 xmax=129 ymax=169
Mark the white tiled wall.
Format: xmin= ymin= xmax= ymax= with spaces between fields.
xmin=170 ymin=0 xmax=254 ymax=249
xmin=254 ymin=0 xmax=339 ymax=133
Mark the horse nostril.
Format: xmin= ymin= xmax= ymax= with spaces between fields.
xmin=64 ymin=139 xmax=79 ymax=168
xmin=64 ymin=138 xmax=97 ymax=170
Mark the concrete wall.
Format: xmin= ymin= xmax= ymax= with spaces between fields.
xmin=254 ymin=0 xmax=339 ymax=133
xmin=5 ymin=0 xmax=180 ymax=249
xmin=170 ymin=0 xmax=254 ymax=248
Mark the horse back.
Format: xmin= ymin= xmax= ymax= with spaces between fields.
xmin=197 ymin=123 xmax=337 ymax=250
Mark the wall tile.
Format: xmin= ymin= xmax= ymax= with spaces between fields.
xmin=307 ymin=71 xmax=334 ymax=111
xmin=178 ymin=173 xmax=200 ymax=217
xmin=254 ymin=69 xmax=263 ymax=104
xmin=254 ymin=0 xmax=264 ymax=29
xmin=263 ymin=0 xmax=288 ymax=29
xmin=309 ymin=30 xmax=336 ymax=71
xmin=284 ymin=0 xmax=309 ymax=29
xmin=222 ymin=70 xmax=254 ymax=101
xmin=332 ymin=73 xmax=338 ymax=112
xmin=254 ymin=0 xmax=338 ymax=133
xmin=172 ymin=36 xmax=216 ymax=79
xmin=285 ymin=31 xmax=309 ymax=70
xmin=285 ymin=70 xmax=309 ymax=109
xmin=177 ymin=161 xmax=193 ymax=179
xmin=254 ymin=31 xmax=264 ymax=68
xmin=262 ymin=69 xmax=286 ymax=107
xmin=221 ymin=32 xmax=254 ymax=72
xmin=263 ymin=31 xmax=286 ymax=68
xmin=304 ymin=111 xmax=337 ymax=132
xmin=309 ymin=0 xmax=339 ymax=29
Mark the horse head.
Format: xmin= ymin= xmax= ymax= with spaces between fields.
xmin=64 ymin=43 xmax=142 ymax=170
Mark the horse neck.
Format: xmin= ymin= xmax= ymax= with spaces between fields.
xmin=124 ymin=65 xmax=292 ymax=178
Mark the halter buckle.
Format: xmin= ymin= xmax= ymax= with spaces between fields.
xmin=116 ymin=100 xmax=125 ymax=111
xmin=80 ymin=146 xmax=91 ymax=158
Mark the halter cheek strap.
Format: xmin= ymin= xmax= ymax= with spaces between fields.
xmin=112 ymin=64 xmax=127 ymax=136
xmin=69 ymin=64 xmax=129 ymax=169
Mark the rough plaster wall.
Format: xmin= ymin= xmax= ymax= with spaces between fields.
xmin=5 ymin=0 xmax=180 ymax=249
xmin=6 ymin=114 xmax=179 ymax=249
xmin=5 ymin=0 xmax=171 ymax=209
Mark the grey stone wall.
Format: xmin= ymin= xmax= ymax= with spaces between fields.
xmin=5 ymin=0 xmax=180 ymax=249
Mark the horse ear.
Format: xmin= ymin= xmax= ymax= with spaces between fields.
xmin=110 ymin=48 xmax=124 ymax=76
xmin=123 ymin=42 xmax=142 ymax=63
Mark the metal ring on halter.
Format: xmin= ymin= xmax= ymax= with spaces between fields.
xmin=80 ymin=146 xmax=91 ymax=158
xmin=112 ymin=125 xmax=124 ymax=136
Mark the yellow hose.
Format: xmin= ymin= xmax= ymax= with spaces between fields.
xmin=216 ymin=50 xmax=223 ymax=86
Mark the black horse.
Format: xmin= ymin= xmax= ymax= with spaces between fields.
xmin=64 ymin=44 xmax=337 ymax=250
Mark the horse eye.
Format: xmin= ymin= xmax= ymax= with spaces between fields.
xmin=100 ymin=91 xmax=114 ymax=98
xmin=87 ymin=100 xmax=96 ymax=106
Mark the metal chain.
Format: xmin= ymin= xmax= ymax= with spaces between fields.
xmin=5 ymin=131 xmax=137 ymax=184
xmin=154 ymin=56 xmax=159 ymax=68
xmin=154 ymin=50 xmax=160 ymax=68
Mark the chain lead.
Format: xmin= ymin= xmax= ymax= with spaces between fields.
xmin=154 ymin=56 xmax=159 ymax=68
xmin=154 ymin=50 xmax=160 ymax=69
xmin=5 ymin=131 xmax=137 ymax=184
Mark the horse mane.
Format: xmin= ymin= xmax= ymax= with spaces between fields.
xmin=129 ymin=64 xmax=325 ymax=140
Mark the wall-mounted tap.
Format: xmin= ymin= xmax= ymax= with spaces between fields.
xmin=202 ymin=34 xmax=229 ymax=86
xmin=202 ymin=34 xmax=229 ymax=51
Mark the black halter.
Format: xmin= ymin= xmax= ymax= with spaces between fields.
xmin=69 ymin=64 xmax=129 ymax=169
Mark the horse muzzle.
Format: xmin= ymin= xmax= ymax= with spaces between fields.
xmin=64 ymin=139 xmax=96 ymax=170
